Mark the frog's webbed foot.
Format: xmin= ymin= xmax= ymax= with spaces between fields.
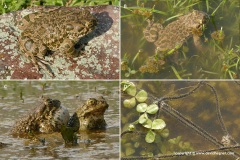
xmin=35 ymin=56 xmax=55 ymax=77
xmin=29 ymin=54 xmax=54 ymax=77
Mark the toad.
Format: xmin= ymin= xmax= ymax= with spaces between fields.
xmin=67 ymin=96 xmax=109 ymax=131
xmin=11 ymin=96 xmax=70 ymax=136
xmin=18 ymin=7 xmax=97 ymax=76
xmin=11 ymin=96 xmax=108 ymax=136
xmin=143 ymin=10 xmax=209 ymax=53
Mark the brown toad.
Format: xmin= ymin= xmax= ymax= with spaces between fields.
xmin=11 ymin=96 xmax=70 ymax=136
xmin=11 ymin=96 xmax=108 ymax=137
xmin=67 ymin=96 xmax=109 ymax=131
xmin=18 ymin=7 xmax=97 ymax=76
xmin=143 ymin=10 xmax=209 ymax=53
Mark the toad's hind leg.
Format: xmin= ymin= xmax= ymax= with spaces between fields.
xmin=26 ymin=52 xmax=54 ymax=77
xmin=35 ymin=43 xmax=55 ymax=77
xmin=59 ymin=38 xmax=82 ymax=58
xmin=35 ymin=57 xmax=55 ymax=77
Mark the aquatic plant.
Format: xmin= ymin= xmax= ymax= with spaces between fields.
xmin=121 ymin=0 xmax=239 ymax=79
xmin=121 ymin=81 xmax=194 ymax=157
xmin=121 ymin=81 xmax=240 ymax=159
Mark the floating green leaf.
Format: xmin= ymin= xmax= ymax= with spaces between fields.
xmin=126 ymin=84 xmax=137 ymax=96
xmin=146 ymin=104 xmax=159 ymax=114
xmin=151 ymin=119 xmax=166 ymax=130
xmin=128 ymin=124 xmax=135 ymax=131
xmin=168 ymin=136 xmax=182 ymax=144
xmin=125 ymin=72 xmax=130 ymax=77
xmin=123 ymin=97 xmax=136 ymax=108
xmin=160 ymin=143 xmax=167 ymax=154
xmin=168 ymin=138 xmax=176 ymax=144
xmin=124 ymin=142 xmax=132 ymax=148
xmin=130 ymin=70 xmax=137 ymax=74
xmin=121 ymin=81 xmax=131 ymax=91
xmin=142 ymin=119 xmax=152 ymax=129
xmin=139 ymin=113 xmax=148 ymax=124
xmin=179 ymin=141 xmax=192 ymax=150
xmin=145 ymin=130 xmax=156 ymax=143
xmin=135 ymin=90 xmax=148 ymax=102
xmin=176 ymin=136 xmax=182 ymax=143
xmin=147 ymin=152 xmax=154 ymax=157
xmin=160 ymin=129 xmax=169 ymax=138
xmin=136 ymin=103 xmax=148 ymax=112
xmin=121 ymin=81 xmax=137 ymax=96
xmin=140 ymin=150 xmax=147 ymax=156
xmin=125 ymin=145 xmax=135 ymax=156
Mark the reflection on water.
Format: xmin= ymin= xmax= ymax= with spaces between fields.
xmin=121 ymin=81 xmax=240 ymax=160
xmin=0 ymin=81 xmax=119 ymax=159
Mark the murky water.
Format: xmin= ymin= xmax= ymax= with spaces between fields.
xmin=121 ymin=81 xmax=240 ymax=160
xmin=0 ymin=81 xmax=119 ymax=159
xmin=121 ymin=0 xmax=239 ymax=79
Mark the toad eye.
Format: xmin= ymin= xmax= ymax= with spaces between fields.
xmin=87 ymin=99 xmax=97 ymax=105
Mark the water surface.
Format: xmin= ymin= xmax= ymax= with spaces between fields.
xmin=121 ymin=0 xmax=239 ymax=79
xmin=0 ymin=81 xmax=119 ymax=159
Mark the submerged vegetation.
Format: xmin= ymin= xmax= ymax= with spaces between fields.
xmin=121 ymin=81 xmax=240 ymax=159
xmin=121 ymin=81 xmax=194 ymax=157
xmin=121 ymin=0 xmax=239 ymax=79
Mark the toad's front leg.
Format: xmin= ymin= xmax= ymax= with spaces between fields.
xmin=59 ymin=38 xmax=84 ymax=58
xmin=19 ymin=36 xmax=54 ymax=77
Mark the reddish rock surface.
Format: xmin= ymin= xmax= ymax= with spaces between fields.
xmin=0 ymin=5 xmax=119 ymax=79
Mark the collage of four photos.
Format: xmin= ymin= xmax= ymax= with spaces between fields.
xmin=0 ymin=0 xmax=239 ymax=159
